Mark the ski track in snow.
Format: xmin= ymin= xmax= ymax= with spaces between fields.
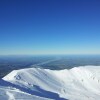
xmin=1 ymin=65 xmax=100 ymax=100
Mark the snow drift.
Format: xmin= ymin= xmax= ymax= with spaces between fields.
xmin=1 ymin=66 xmax=100 ymax=100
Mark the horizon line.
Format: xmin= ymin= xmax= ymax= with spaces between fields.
xmin=0 ymin=54 xmax=100 ymax=56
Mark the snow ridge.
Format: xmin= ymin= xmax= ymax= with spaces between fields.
xmin=1 ymin=66 xmax=100 ymax=100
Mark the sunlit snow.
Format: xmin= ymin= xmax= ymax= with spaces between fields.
xmin=1 ymin=66 xmax=100 ymax=100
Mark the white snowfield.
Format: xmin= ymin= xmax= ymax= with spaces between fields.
xmin=1 ymin=66 xmax=100 ymax=100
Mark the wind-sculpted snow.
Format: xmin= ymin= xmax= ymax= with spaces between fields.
xmin=1 ymin=66 xmax=100 ymax=100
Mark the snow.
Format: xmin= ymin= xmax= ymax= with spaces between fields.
xmin=1 ymin=66 xmax=100 ymax=100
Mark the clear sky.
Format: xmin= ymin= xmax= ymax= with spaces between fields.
xmin=0 ymin=0 xmax=100 ymax=55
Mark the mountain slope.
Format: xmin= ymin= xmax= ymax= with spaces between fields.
xmin=1 ymin=66 xmax=100 ymax=100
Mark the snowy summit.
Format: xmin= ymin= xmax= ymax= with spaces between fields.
xmin=0 ymin=66 xmax=100 ymax=100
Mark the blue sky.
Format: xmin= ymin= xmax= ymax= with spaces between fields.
xmin=0 ymin=0 xmax=100 ymax=55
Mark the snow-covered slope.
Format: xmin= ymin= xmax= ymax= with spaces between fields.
xmin=1 ymin=66 xmax=100 ymax=100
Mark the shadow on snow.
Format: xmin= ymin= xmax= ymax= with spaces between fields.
xmin=0 ymin=79 xmax=68 ymax=100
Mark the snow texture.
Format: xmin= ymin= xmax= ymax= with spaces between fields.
xmin=1 ymin=66 xmax=100 ymax=100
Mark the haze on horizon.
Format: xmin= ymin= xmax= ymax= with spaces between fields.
xmin=0 ymin=0 xmax=100 ymax=55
